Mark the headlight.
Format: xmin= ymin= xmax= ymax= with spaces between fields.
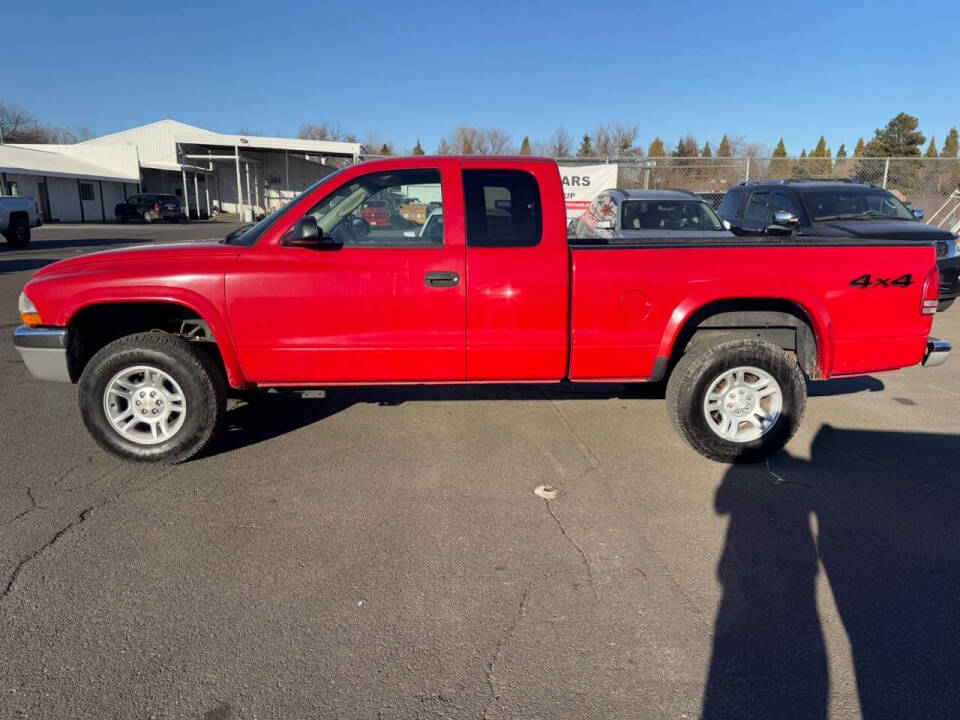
xmin=19 ymin=292 xmax=42 ymax=326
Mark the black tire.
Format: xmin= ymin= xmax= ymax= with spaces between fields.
xmin=78 ymin=332 xmax=226 ymax=463
xmin=4 ymin=215 xmax=30 ymax=246
xmin=116 ymin=211 xmax=127 ymax=223
xmin=666 ymin=338 xmax=806 ymax=463
xmin=938 ymin=298 xmax=955 ymax=312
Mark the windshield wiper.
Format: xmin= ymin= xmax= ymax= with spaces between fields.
xmin=222 ymin=224 xmax=254 ymax=243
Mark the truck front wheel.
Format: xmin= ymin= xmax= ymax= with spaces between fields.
xmin=78 ymin=332 xmax=226 ymax=463
xmin=666 ymin=338 xmax=806 ymax=463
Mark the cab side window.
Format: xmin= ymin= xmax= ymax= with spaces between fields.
xmin=463 ymin=170 xmax=542 ymax=248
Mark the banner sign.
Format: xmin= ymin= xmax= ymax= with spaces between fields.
xmin=557 ymin=164 xmax=619 ymax=222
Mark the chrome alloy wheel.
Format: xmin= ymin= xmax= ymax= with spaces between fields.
xmin=702 ymin=365 xmax=782 ymax=443
xmin=102 ymin=365 xmax=187 ymax=445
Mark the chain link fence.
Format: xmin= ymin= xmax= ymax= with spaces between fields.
xmin=354 ymin=154 xmax=960 ymax=232
xmin=554 ymin=156 xmax=960 ymax=231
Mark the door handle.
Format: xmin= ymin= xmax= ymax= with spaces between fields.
xmin=424 ymin=271 xmax=460 ymax=288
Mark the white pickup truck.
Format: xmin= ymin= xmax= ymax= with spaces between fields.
xmin=0 ymin=196 xmax=42 ymax=246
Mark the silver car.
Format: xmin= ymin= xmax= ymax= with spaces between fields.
xmin=575 ymin=189 xmax=733 ymax=242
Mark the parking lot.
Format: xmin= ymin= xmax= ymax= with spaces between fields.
xmin=2 ymin=223 xmax=960 ymax=719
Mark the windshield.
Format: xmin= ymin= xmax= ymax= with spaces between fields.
xmin=800 ymin=189 xmax=915 ymax=221
xmin=620 ymin=200 xmax=724 ymax=231
xmin=222 ymin=168 xmax=347 ymax=246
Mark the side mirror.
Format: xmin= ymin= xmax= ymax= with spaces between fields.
xmin=282 ymin=216 xmax=321 ymax=248
xmin=722 ymin=219 xmax=732 ymax=231
xmin=595 ymin=220 xmax=613 ymax=230
xmin=772 ymin=210 xmax=799 ymax=226
xmin=403 ymin=230 xmax=417 ymax=238
xmin=767 ymin=210 xmax=799 ymax=233
xmin=913 ymin=208 xmax=925 ymax=220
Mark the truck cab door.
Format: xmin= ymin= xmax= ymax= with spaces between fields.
xmin=461 ymin=164 xmax=569 ymax=380
xmin=225 ymin=165 xmax=466 ymax=384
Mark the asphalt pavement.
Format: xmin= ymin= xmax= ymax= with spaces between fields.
xmin=2 ymin=222 xmax=960 ymax=719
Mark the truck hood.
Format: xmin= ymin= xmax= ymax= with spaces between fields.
xmin=30 ymin=240 xmax=242 ymax=278
xmin=811 ymin=219 xmax=956 ymax=241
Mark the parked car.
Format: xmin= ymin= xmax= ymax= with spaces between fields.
xmin=12 ymin=156 xmax=948 ymax=465
xmin=401 ymin=208 xmax=444 ymax=244
xmin=575 ymin=190 xmax=734 ymax=242
xmin=0 ymin=195 xmax=42 ymax=246
xmin=115 ymin=194 xmax=185 ymax=223
xmin=717 ymin=180 xmax=960 ymax=310
xmin=359 ymin=199 xmax=390 ymax=227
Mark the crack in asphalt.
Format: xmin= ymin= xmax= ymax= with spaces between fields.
xmin=482 ymin=582 xmax=533 ymax=719
xmin=0 ymin=502 xmax=99 ymax=604
xmin=764 ymin=458 xmax=812 ymax=488
xmin=0 ymin=470 xmax=171 ymax=607
xmin=0 ymin=487 xmax=41 ymax=527
xmin=545 ymin=498 xmax=600 ymax=602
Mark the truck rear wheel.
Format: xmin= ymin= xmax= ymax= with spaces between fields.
xmin=78 ymin=332 xmax=226 ymax=463
xmin=4 ymin=215 xmax=30 ymax=246
xmin=666 ymin=338 xmax=806 ymax=463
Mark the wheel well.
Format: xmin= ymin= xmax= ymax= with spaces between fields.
xmin=669 ymin=299 xmax=820 ymax=378
xmin=67 ymin=302 xmax=224 ymax=382
xmin=8 ymin=211 xmax=28 ymax=225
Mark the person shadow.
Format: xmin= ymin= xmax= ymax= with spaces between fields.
xmin=702 ymin=424 xmax=960 ymax=720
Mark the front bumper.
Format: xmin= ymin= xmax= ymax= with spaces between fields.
xmin=923 ymin=338 xmax=951 ymax=368
xmin=937 ymin=255 xmax=960 ymax=304
xmin=13 ymin=325 xmax=70 ymax=382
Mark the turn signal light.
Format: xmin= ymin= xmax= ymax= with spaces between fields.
xmin=18 ymin=292 xmax=42 ymax=326
xmin=921 ymin=267 xmax=939 ymax=315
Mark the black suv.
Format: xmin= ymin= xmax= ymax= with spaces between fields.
xmin=114 ymin=194 xmax=185 ymax=223
xmin=717 ymin=180 xmax=960 ymax=310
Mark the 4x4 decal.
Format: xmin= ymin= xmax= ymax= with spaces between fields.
xmin=849 ymin=273 xmax=913 ymax=289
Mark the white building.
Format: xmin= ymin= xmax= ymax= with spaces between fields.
xmin=0 ymin=118 xmax=362 ymax=222
xmin=79 ymin=119 xmax=362 ymax=219
xmin=0 ymin=144 xmax=140 ymax=222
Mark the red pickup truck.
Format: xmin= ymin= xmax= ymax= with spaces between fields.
xmin=13 ymin=156 xmax=950 ymax=464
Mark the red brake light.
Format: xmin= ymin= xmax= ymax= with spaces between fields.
xmin=154 ymin=203 xmax=160 ymax=211
xmin=921 ymin=267 xmax=939 ymax=315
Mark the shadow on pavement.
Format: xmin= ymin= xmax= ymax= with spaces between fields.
xmin=703 ymin=424 xmax=960 ymax=720
xmin=206 ymin=377 xmax=886 ymax=459
xmin=0 ymin=258 xmax=59 ymax=275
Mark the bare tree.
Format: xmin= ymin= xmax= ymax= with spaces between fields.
xmin=483 ymin=127 xmax=513 ymax=154
xmin=297 ymin=121 xmax=357 ymax=143
xmin=0 ymin=101 xmax=40 ymax=142
xmin=591 ymin=122 xmax=642 ymax=157
xmin=536 ymin=126 xmax=573 ymax=157
xmin=362 ymin=132 xmax=394 ymax=155
xmin=437 ymin=125 xmax=514 ymax=154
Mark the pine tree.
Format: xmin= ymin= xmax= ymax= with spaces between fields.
xmin=800 ymin=149 xmax=807 ymax=158
xmin=836 ymin=144 xmax=847 ymax=160
xmin=379 ymin=143 xmax=392 ymax=156
xmin=647 ymin=137 xmax=666 ymax=157
xmin=412 ymin=139 xmax=425 ymax=155
xmin=853 ymin=138 xmax=865 ymax=157
xmin=701 ymin=142 xmax=712 ymax=158
xmin=716 ymin=134 xmax=731 ymax=157
xmin=863 ymin=113 xmax=925 ymax=157
xmin=769 ymin=138 xmax=790 ymax=177
xmin=809 ymin=136 xmax=832 ymax=176
xmin=941 ymin=128 xmax=959 ymax=158
xmin=518 ymin=136 xmax=532 ymax=155
xmin=577 ymin=133 xmax=593 ymax=157
xmin=925 ymin=137 xmax=938 ymax=157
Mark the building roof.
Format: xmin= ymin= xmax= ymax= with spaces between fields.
xmin=0 ymin=144 xmax=141 ymax=183
xmin=79 ymin=118 xmax=362 ymax=170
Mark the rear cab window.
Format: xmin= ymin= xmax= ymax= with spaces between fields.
xmin=463 ymin=170 xmax=542 ymax=247
xmin=717 ymin=190 xmax=744 ymax=220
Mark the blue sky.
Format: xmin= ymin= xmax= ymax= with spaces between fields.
xmin=6 ymin=0 xmax=959 ymax=154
